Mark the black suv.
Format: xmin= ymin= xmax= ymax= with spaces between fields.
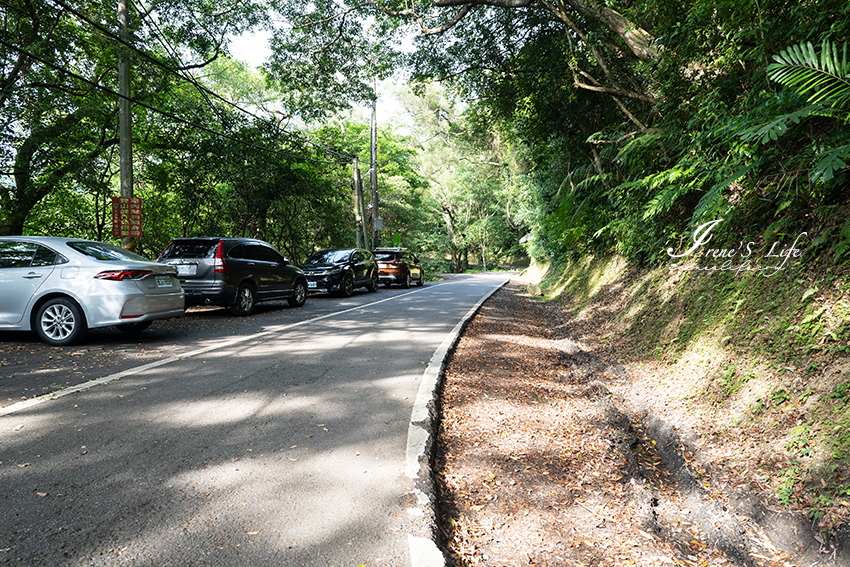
xmin=299 ymin=248 xmax=379 ymax=297
xmin=374 ymin=248 xmax=424 ymax=288
xmin=157 ymin=237 xmax=307 ymax=315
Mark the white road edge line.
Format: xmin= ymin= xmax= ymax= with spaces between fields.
xmin=0 ymin=281 xmax=458 ymax=418
xmin=406 ymin=278 xmax=509 ymax=567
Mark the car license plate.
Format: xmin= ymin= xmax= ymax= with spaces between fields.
xmin=155 ymin=276 xmax=173 ymax=288
xmin=176 ymin=264 xmax=196 ymax=276
xmin=307 ymin=281 xmax=317 ymax=289
xmin=378 ymin=263 xmax=387 ymax=268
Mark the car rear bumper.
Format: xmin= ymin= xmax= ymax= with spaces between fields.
xmin=378 ymin=268 xmax=407 ymax=283
xmin=183 ymin=291 xmax=237 ymax=306
xmin=84 ymin=290 xmax=185 ymax=328
xmin=180 ymin=281 xmax=237 ymax=306
xmin=304 ymin=274 xmax=343 ymax=293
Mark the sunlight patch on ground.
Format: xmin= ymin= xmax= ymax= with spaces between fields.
xmin=151 ymin=395 xmax=324 ymax=427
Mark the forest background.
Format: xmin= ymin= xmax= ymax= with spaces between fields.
xmin=2 ymin=0 xmax=850 ymax=538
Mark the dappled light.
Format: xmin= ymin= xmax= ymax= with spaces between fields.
xmin=1 ymin=274 xmax=508 ymax=565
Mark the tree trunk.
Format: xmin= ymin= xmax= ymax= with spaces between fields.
xmin=564 ymin=0 xmax=657 ymax=61
xmin=441 ymin=205 xmax=462 ymax=272
xmin=433 ymin=0 xmax=658 ymax=61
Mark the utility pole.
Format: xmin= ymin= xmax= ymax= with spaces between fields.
xmin=118 ymin=0 xmax=134 ymax=250
xmin=369 ymin=94 xmax=379 ymax=248
xmin=353 ymin=159 xmax=363 ymax=248
xmin=360 ymin=169 xmax=371 ymax=251
xmin=353 ymin=159 xmax=371 ymax=250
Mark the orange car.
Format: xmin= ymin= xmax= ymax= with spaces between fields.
xmin=373 ymin=248 xmax=424 ymax=288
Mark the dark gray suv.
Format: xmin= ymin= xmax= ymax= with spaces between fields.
xmin=299 ymin=248 xmax=379 ymax=297
xmin=157 ymin=237 xmax=307 ymax=315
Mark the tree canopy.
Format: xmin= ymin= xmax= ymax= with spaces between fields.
xmin=3 ymin=0 xmax=850 ymax=270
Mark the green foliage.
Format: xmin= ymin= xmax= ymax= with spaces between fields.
xmin=830 ymin=382 xmax=850 ymax=401
xmin=768 ymin=40 xmax=850 ymax=116
xmin=7 ymin=0 xmax=850 ymax=278
xmin=391 ymin=83 xmax=526 ymax=272
xmin=391 ymin=0 xmax=850 ymax=268
xmin=831 ymin=219 xmax=850 ymax=263
xmin=0 ymin=0 xmax=271 ymax=237
xmin=763 ymin=39 xmax=850 ymax=183
xmin=738 ymin=106 xmax=820 ymax=145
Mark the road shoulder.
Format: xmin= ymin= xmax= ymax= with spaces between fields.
xmin=434 ymin=281 xmax=844 ymax=566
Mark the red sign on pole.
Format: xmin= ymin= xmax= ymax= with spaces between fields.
xmin=111 ymin=196 xmax=143 ymax=238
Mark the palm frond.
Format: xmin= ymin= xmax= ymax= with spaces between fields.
xmin=692 ymin=162 xmax=759 ymax=223
xmin=737 ymin=105 xmax=821 ymax=145
xmin=768 ymin=40 xmax=850 ymax=113
xmin=812 ymin=143 xmax=850 ymax=183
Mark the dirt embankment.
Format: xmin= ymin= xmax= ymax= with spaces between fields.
xmin=435 ymin=281 xmax=848 ymax=567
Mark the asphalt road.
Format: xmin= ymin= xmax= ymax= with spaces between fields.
xmin=0 ymin=273 xmax=509 ymax=567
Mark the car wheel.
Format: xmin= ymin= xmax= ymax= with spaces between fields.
xmin=366 ymin=270 xmax=379 ymax=292
xmin=35 ymin=298 xmax=87 ymax=346
xmin=337 ymin=273 xmax=354 ymax=297
xmin=402 ymin=271 xmax=411 ymax=289
xmin=416 ymin=271 xmax=425 ymax=286
xmin=230 ymin=283 xmax=256 ymax=316
xmin=116 ymin=321 xmax=153 ymax=334
xmin=288 ymin=280 xmax=307 ymax=307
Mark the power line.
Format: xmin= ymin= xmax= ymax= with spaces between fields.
xmin=0 ymin=37 xmax=350 ymax=166
xmin=48 ymin=0 xmax=357 ymax=162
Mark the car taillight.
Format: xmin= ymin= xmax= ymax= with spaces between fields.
xmin=95 ymin=270 xmax=153 ymax=281
xmin=214 ymin=241 xmax=226 ymax=273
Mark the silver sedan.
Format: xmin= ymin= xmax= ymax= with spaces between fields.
xmin=0 ymin=236 xmax=184 ymax=346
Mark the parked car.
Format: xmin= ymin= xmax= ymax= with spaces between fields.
xmin=157 ymin=237 xmax=307 ymax=315
xmin=299 ymin=248 xmax=379 ymax=297
xmin=374 ymin=247 xmax=424 ymax=288
xmin=0 ymin=236 xmax=184 ymax=346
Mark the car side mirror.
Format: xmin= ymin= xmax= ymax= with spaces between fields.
xmin=280 ymin=257 xmax=290 ymax=265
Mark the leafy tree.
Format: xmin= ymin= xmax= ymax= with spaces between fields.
xmin=0 ymin=0 xmax=268 ymax=236
xmin=310 ymin=115 xmax=428 ymax=252
xmin=395 ymin=83 xmax=522 ymax=271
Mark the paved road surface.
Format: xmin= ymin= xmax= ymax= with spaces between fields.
xmin=0 ymin=273 xmax=509 ymax=566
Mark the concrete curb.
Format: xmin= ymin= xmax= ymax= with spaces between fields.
xmin=405 ymin=278 xmax=509 ymax=567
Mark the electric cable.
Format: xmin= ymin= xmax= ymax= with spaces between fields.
xmin=48 ymin=0 xmax=358 ymax=162
xmin=0 ymin=37 xmax=350 ymax=166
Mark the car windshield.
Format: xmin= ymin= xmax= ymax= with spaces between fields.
xmin=374 ymin=252 xmax=401 ymax=261
xmin=159 ymin=241 xmax=218 ymax=259
xmin=304 ymin=250 xmax=351 ymax=264
xmin=68 ymin=241 xmax=150 ymax=262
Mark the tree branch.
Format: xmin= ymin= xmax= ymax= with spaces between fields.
xmin=297 ymin=3 xmax=369 ymax=30
xmin=177 ymin=51 xmax=221 ymax=71
xmin=586 ymin=130 xmax=641 ymax=145
xmin=313 ymin=7 xmax=353 ymax=56
xmin=373 ymin=1 xmax=475 ymax=36
xmin=433 ymin=0 xmax=532 ymax=7
xmin=574 ymin=70 xmax=657 ymax=105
